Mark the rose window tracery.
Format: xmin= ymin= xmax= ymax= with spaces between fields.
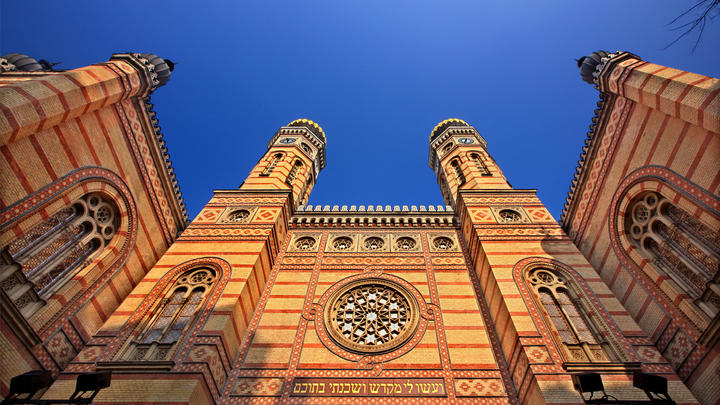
xmin=324 ymin=279 xmax=419 ymax=353
xmin=433 ymin=237 xmax=453 ymax=250
xmin=396 ymin=237 xmax=415 ymax=250
xmin=333 ymin=237 xmax=353 ymax=250
xmin=227 ymin=209 xmax=250 ymax=222
xmin=295 ymin=236 xmax=316 ymax=250
xmin=625 ymin=191 xmax=720 ymax=316
xmin=499 ymin=209 xmax=522 ymax=223
xmin=364 ymin=237 xmax=384 ymax=250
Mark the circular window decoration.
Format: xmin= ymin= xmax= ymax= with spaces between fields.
xmin=333 ymin=237 xmax=353 ymax=250
xmin=396 ymin=237 xmax=416 ymax=250
xmin=458 ymin=137 xmax=474 ymax=144
xmin=498 ymin=209 xmax=521 ymax=223
xmin=227 ymin=209 xmax=250 ymax=222
xmin=279 ymin=137 xmax=296 ymax=144
xmin=433 ymin=237 xmax=453 ymax=250
xmin=323 ymin=278 xmax=420 ymax=354
xmin=295 ymin=236 xmax=316 ymax=250
xmin=364 ymin=237 xmax=384 ymax=250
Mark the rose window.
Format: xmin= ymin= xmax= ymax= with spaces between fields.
xmin=324 ymin=279 xmax=420 ymax=353
xmin=295 ymin=237 xmax=316 ymax=250
xmin=333 ymin=237 xmax=353 ymax=250
xmin=433 ymin=237 xmax=453 ymax=250
xmin=499 ymin=209 xmax=521 ymax=222
xmin=364 ymin=237 xmax=384 ymax=250
xmin=228 ymin=209 xmax=250 ymax=222
xmin=396 ymin=237 xmax=415 ymax=250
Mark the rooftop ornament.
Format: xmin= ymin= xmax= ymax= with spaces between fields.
xmin=0 ymin=53 xmax=58 ymax=72
xmin=287 ymin=118 xmax=326 ymax=142
xmin=429 ymin=118 xmax=470 ymax=142
xmin=576 ymin=50 xmax=611 ymax=85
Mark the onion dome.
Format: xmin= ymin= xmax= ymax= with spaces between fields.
xmin=430 ymin=118 xmax=470 ymax=142
xmin=577 ymin=50 xmax=610 ymax=85
xmin=1 ymin=53 xmax=45 ymax=71
xmin=140 ymin=54 xmax=174 ymax=87
xmin=287 ymin=119 xmax=326 ymax=142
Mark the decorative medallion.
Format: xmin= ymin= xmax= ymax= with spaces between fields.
xmin=432 ymin=236 xmax=454 ymax=250
xmin=323 ymin=278 xmax=420 ymax=354
xmin=332 ymin=237 xmax=353 ymax=250
xmin=458 ymin=137 xmax=474 ymax=144
xmin=363 ymin=237 xmax=384 ymax=250
xmin=279 ymin=137 xmax=296 ymax=144
xmin=219 ymin=206 xmax=257 ymax=224
xmin=395 ymin=237 xmax=416 ymax=250
xmin=490 ymin=207 xmax=531 ymax=224
xmin=295 ymin=236 xmax=316 ymax=250
xmin=227 ymin=209 xmax=250 ymax=222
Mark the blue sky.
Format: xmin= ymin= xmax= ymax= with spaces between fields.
xmin=2 ymin=2 xmax=718 ymax=220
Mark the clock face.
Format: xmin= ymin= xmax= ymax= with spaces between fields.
xmin=458 ymin=137 xmax=474 ymax=144
xmin=279 ymin=138 xmax=296 ymax=144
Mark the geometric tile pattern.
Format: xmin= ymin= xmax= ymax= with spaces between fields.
xmin=663 ymin=329 xmax=694 ymax=370
xmin=455 ymin=378 xmax=506 ymax=397
xmin=232 ymin=378 xmax=284 ymax=396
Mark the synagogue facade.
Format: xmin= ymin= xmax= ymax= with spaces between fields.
xmin=0 ymin=51 xmax=717 ymax=404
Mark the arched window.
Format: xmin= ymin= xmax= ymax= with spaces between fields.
xmin=450 ymin=158 xmax=465 ymax=185
xmin=1 ymin=193 xmax=118 ymax=314
xmin=625 ymin=192 xmax=720 ymax=316
xmin=125 ymin=268 xmax=215 ymax=361
xmin=261 ymin=153 xmax=284 ymax=176
xmin=469 ymin=152 xmax=490 ymax=175
xmin=286 ymin=160 xmax=303 ymax=185
xmin=528 ymin=268 xmax=616 ymax=364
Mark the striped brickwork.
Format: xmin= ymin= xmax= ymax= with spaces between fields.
xmin=562 ymin=54 xmax=720 ymax=404
xmin=41 ymin=190 xmax=292 ymax=403
xmin=0 ymin=55 xmax=186 ymax=396
xmin=221 ymin=221 xmax=513 ymax=404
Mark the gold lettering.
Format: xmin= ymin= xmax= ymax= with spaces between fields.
xmin=405 ymin=380 xmax=414 ymax=394
xmin=369 ymin=383 xmax=380 ymax=394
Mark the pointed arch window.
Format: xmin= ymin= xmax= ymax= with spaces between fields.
xmin=1 ymin=193 xmax=118 ymax=315
xmin=528 ymin=268 xmax=616 ymax=364
xmin=450 ymin=158 xmax=465 ymax=185
xmin=625 ymin=192 xmax=720 ymax=317
xmin=261 ymin=153 xmax=284 ymax=176
xmin=286 ymin=160 xmax=303 ymax=185
xmin=469 ymin=152 xmax=490 ymax=175
xmin=125 ymin=268 xmax=215 ymax=361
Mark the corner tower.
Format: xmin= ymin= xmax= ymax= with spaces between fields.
xmin=241 ymin=119 xmax=326 ymax=207
xmin=428 ymin=119 xmax=511 ymax=207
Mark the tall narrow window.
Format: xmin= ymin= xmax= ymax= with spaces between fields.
xmin=286 ymin=160 xmax=303 ymax=185
xmin=450 ymin=159 xmax=465 ymax=185
xmin=528 ymin=268 xmax=614 ymax=364
xmin=1 ymin=193 xmax=118 ymax=313
xmin=125 ymin=268 xmax=215 ymax=361
xmin=261 ymin=153 xmax=283 ymax=176
xmin=626 ymin=192 xmax=720 ymax=316
xmin=469 ymin=153 xmax=490 ymax=175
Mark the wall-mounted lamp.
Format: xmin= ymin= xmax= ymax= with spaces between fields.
xmin=0 ymin=371 xmax=111 ymax=405
xmin=571 ymin=372 xmax=675 ymax=405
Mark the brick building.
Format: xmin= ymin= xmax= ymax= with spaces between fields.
xmin=0 ymin=51 xmax=717 ymax=404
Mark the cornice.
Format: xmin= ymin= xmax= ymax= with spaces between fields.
xmin=428 ymin=127 xmax=487 ymax=173
xmin=291 ymin=204 xmax=458 ymax=228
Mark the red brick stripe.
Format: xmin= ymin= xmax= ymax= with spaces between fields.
xmin=685 ymin=131 xmax=714 ymax=179
xmin=674 ymin=76 xmax=711 ymax=117
xmin=28 ymin=134 xmax=58 ymax=180
xmin=75 ymin=117 xmax=101 ymax=165
xmin=40 ymin=80 xmax=71 ymax=123
xmin=0 ymin=102 xmax=21 ymax=143
xmin=1 ymin=145 xmax=33 ymax=193
xmin=62 ymin=73 xmax=92 ymax=115
xmin=696 ymin=86 xmax=720 ymax=128
xmin=10 ymin=86 xmax=47 ymax=134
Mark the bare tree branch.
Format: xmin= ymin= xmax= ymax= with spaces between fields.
xmin=665 ymin=0 xmax=720 ymax=53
